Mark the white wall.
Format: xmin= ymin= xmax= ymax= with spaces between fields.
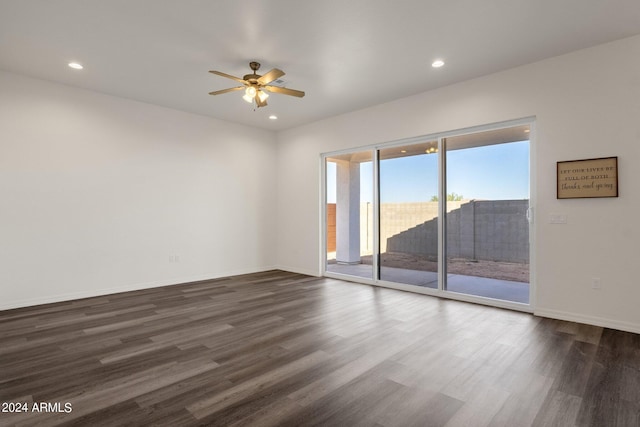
xmin=276 ymin=35 xmax=640 ymax=333
xmin=0 ymin=71 xmax=277 ymax=309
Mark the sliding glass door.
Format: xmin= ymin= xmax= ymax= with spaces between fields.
xmin=378 ymin=141 xmax=439 ymax=288
xmin=325 ymin=151 xmax=373 ymax=279
xmin=444 ymin=127 xmax=530 ymax=304
xmin=323 ymin=121 xmax=532 ymax=308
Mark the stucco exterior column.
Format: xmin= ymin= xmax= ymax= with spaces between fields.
xmin=336 ymin=159 xmax=361 ymax=264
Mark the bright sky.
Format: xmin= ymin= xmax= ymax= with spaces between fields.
xmin=327 ymin=140 xmax=529 ymax=203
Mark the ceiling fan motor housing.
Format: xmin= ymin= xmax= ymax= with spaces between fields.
xmin=243 ymin=62 xmax=262 ymax=82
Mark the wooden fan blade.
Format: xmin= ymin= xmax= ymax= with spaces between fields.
xmin=257 ymin=68 xmax=285 ymax=85
xmin=208 ymin=86 xmax=244 ymax=96
xmin=209 ymin=70 xmax=247 ymax=84
xmin=263 ymin=85 xmax=305 ymax=98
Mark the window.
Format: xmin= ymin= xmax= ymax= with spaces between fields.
xmin=323 ymin=121 xmax=533 ymax=310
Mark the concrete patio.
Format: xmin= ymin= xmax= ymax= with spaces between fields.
xmin=326 ymin=263 xmax=529 ymax=304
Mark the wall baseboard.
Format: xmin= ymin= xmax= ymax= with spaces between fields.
xmin=534 ymin=308 xmax=640 ymax=335
xmin=276 ymin=265 xmax=321 ymax=277
xmin=0 ymin=265 xmax=279 ymax=311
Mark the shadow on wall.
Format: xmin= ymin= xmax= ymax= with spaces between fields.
xmin=386 ymin=200 xmax=530 ymax=264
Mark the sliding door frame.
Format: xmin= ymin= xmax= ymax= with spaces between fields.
xmin=322 ymin=117 xmax=536 ymax=313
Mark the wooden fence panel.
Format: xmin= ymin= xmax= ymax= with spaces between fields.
xmin=327 ymin=203 xmax=336 ymax=252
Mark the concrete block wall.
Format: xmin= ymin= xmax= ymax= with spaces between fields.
xmin=359 ymin=202 xmax=374 ymax=254
xmin=359 ymin=201 xmax=465 ymax=255
xmin=387 ymin=200 xmax=530 ymax=263
xmin=472 ymin=200 xmax=530 ymax=262
xmin=379 ymin=202 xmax=439 ymax=254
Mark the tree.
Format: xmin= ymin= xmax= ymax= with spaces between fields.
xmin=430 ymin=192 xmax=464 ymax=202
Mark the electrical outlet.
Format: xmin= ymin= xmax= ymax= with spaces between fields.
xmin=549 ymin=214 xmax=568 ymax=224
xmin=592 ymin=277 xmax=601 ymax=290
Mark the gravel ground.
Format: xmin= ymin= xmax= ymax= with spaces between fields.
xmin=359 ymin=252 xmax=529 ymax=283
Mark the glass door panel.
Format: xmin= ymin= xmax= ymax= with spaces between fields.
xmin=444 ymin=126 xmax=530 ymax=303
xmin=325 ymin=151 xmax=373 ymax=279
xmin=378 ymin=141 xmax=439 ymax=288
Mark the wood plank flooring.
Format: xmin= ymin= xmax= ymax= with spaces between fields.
xmin=1 ymin=270 xmax=639 ymax=426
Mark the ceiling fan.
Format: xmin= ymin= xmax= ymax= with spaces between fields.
xmin=208 ymin=61 xmax=305 ymax=108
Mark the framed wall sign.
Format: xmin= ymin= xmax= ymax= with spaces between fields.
xmin=557 ymin=156 xmax=618 ymax=199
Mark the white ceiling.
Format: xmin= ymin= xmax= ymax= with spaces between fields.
xmin=1 ymin=1 xmax=640 ymax=131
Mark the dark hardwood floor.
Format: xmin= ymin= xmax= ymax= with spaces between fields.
xmin=1 ymin=270 xmax=639 ymax=426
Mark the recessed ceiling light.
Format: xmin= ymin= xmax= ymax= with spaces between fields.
xmin=269 ymin=115 xmax=278 ymax=120
xmin=431 ymin=60 xmax=444 ymax=68
xmin=401 ymin=150 xmax=407 ymax=153
xmin=68 ymin=62 xmax=83 ymax=70
xmin=524 ymin=129 xmax=530 ymax=133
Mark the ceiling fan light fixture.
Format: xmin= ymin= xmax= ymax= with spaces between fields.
xmin=257 ymin=90 xmax=269 ymax=102
xmin=209 ymin=62 xmax=305 ymax=108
